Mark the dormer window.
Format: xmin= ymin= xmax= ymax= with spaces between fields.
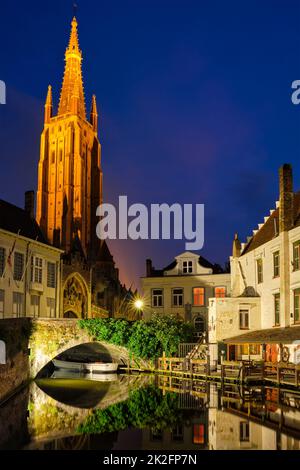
xmin=183 ymin=260 xmax=193 ymax=274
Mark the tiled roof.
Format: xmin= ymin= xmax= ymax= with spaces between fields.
xmin=149 ymin=255 xmax=225 ymax=277
xmin=223 ymin=325 xmax=300 ymax=344
xmin=242 ymin=191 xmax=300 ymax=255
xmin=0 ymin=199 xmax=48 ymax=244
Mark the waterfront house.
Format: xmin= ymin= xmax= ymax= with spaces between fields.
xmin=141 ymin=251 xmax=231 ymax=337
xmin=208 ymin=164 xmax=300 ymax=364
xmin=0 ymin=194 xmax=63 ymax=319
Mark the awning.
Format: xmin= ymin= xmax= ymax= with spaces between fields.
xmin=223 ymin=326 xmax=300 ymax=344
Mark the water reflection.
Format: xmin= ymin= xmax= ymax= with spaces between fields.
xmin=1 ymin=372 xmax=300 ymax=450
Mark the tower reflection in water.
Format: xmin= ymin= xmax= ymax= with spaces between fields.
xmin=1 ymin=373 xmax=300 ymax=450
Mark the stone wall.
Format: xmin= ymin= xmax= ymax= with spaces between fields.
xmin=0 ymin=318 xmax=31 ymax=403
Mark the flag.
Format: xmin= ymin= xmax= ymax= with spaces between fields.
xmin=7 ymin=240 xmax=16 ymax=268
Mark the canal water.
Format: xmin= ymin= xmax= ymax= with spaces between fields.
xmin=1 ymin=372 xmax=300 ymax=450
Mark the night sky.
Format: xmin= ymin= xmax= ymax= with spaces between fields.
xmin=0 ymin=0 xmax=299 ymax=289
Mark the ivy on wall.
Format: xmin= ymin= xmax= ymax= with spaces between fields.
xmin=78 ymin=314 xmax=195 ymax=360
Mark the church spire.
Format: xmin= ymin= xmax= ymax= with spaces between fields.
xmin=58 ymin=17 xmax=86 ymax=119
xmin=90 ymin=94 xmax=98 ymax=132
xmin=44 ymin=85 xmax=53 ymax=123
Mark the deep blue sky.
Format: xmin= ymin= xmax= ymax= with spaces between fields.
xmin=0 ymin=0 xmax=299 ymax=288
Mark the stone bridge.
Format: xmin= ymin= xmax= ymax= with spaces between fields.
xmin=29 ymin=319 xmax=145 ymax=378
xmin=0 ymin=318 xmax=153 ymax=402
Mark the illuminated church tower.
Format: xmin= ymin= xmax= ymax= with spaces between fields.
xmin=36 ymin=17 xmax=102 ymax=258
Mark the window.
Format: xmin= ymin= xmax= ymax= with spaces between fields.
xmin=51 ymin=150 xmax=55 ymax=164
xmin=47 ymin=262 xmax=56 ymax=288
xmin=215 ymin=286 xmax=226 ymax=298
xmin=273 ymin=251 xmax=280 ymax=278
xmin=31 ymin=256 xmax=43 ymax=284
xmin=59 ymin=149 xmax=63 ymax=162
xmin=239 ymin=309 xmax=249 ymax=329
xmin=30 ymin=295 xmax=40 ymax=317
xmin=171 ymin=425 xmax=184 ymax=442
xmin=274 ymin=293 xmax=280 ymax=326
xmin=194 ymin=316 xmax=205 ymax=334
xmin=0 ymin=290 xmax=4 ymax=317
xmin=193 ymin=424 xmax=205 ymax=444
xmin=0 ymin=247 xmax=5 ymax=276
xmin=182 ymin=260 xmax=193 ymax=274
xmin=294 ymin=289 xmax=300 ymax=324
xmin=152 ymin=289 xmax=163 ymax=307
xmin=46 ymin=298 xmax=55 ymax=318
xmin=293 ymin=241 xmax=300 ymax=271
xmin=150 ymin=430 xmax=163 ymax=442
xmin=256 ymin=258 xmax=263 ymax=284
xmin=13 ymin=292 xmax=24 ymax=317
xmin=13 ymin=252 xmax=24 ymax=281
xmin=172 ymin=288 xmax=183 ymax=307
xmin=193 ymin=287 xmax=205 ymax=306
xmin=238 ymin=344 xmax=260 ymax=358
xmin=240 ymin=422 xmax=250 ymax=442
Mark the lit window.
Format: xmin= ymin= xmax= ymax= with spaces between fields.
xmin=273 ymin=251 xmax=280 ymax=278
xmin=0 ymin=248 xmax=5 ymax=276
xmin=257 ymin=258 xmax=263 ymax=284
xmin=30 ymin=295 xmax=40 ymax=318
xmin=294 ymin=289 xmax=300 ymax=323
xmin=193 ymin=287 xmax=205 ymax=306
xmin=215 ymin=286 xmax=226 ymax=298
xmin=274 ymin=293 xmax=280 ymax=326
xmin=293 ymin=241 xmax=300 ymax=271
xmin=152 ymin=289 xmax=163 ymax=307
xmin=13 ymin=292 xmax=24 ymax=317
xmin=31 ymin=256 xmax=43 ymax=284
xmin=47 ymin=262 xmax=56 ymax=288
xmin=239 ymin=309 xmax=249 ymax=329
xmin=193 ymin=424 xmax=205 ymax=444
xmin=182 ymin=260 xmax=193 ymax=274
xmin=172 ymin=288 xmax=183 ymax=307
xmin=46 ymin=298 xmax=55 ymax=318
xmin=13 ymin=252 xmax=24 ymax=281
xmin=240 ymin=422 xmax=250 ymax=442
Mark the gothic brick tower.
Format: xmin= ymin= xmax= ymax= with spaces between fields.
xmin=36 ymin=17 xmax=102 ymax=259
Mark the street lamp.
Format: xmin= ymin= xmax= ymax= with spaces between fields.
xmin=133 ymin=298 xmax=144 ymax=319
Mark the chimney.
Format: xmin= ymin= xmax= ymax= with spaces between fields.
xmin=146 ymin=258 xmax=153 ymax=277
xmin=25 ymin=190 xmax=35 ymax=219
xmin=232 ymin=233 xmax=241 ymax=257
xmin=279 ymin=164 xmax=294 ymax=233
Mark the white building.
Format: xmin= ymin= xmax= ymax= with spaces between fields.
xmin=208 ymin=164 xmax=300 ymax=364
xmin=0 ymin=197 xmax=63 ymax=319
xmin=141 ymin=251 xmax=231 ymax=336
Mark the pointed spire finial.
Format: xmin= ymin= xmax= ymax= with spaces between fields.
xmin=58 ymin=16 xmax=86 ymax=118
xmin=44 ymin=85 xmax=53 ymax=123
xmin=90 ymin=94 xmax=98 ymax=132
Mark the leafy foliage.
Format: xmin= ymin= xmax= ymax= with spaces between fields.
xmin=78 ymin=314 xmax=195 ymax=360
xmin=77 ymin=385 xmax=180 ymax=435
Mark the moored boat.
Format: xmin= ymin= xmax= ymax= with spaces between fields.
xmin=52 ymin=358 xmax=118 ymax=373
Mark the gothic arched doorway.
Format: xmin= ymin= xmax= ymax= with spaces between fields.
xmin=63 ymin=274 xmax=88 ymax=319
